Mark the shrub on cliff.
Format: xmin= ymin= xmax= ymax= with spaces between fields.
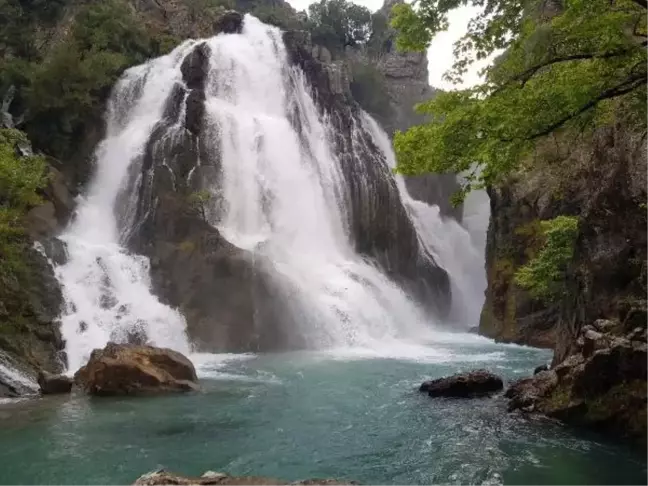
xmin=391 ymin=0 xmax=647 ymax=201
xmin=0 ymin=129 xmax=46 ymax=288
xmin=23 ymin=0 xmax=166 ymax=160
xmin=514 ymin=215 xmax=579 ymax=301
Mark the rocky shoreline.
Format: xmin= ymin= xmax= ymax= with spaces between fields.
xmin=134 ymin=470 xmax=358 ymax=485
xmin=420 ymin=318 xmax=646 ymax=447
xmin=506 ymin=320 xmax=646 ymax=447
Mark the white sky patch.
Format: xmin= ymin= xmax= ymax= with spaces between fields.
xmin=284 ymin=0 xmax=489 ymax=90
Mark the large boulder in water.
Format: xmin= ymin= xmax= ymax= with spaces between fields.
xmin=420 ymin=369 xmax=504 ymax=398
xmin=74 ymin=343 xmax=199 ymax=396
xmin=38 ymin=370 xmax=72 ymax=395
xmin=134 ymin=470 xmax=358 ymax=485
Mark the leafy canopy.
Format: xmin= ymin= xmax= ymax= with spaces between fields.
xmin=391 ymin=0 xmax=647 ymax=200
xmin=308 ymin=0 xmax=373 ymax=54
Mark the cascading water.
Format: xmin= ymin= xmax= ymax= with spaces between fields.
xmin=0 ymin=351 xmax=38 ymax=398
xmin=54 ymin=14 xmax=488 ymax=370
xmin=361 ymin=114 xmax=489 ymax=328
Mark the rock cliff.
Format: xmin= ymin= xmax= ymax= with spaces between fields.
xmin=0 ymin=155 xmax=74 ymax=396
xmin=481 ymin=123 xmax=647 ymax=443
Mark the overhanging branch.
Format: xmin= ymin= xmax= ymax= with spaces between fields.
xmin=501 ymin=72 xmax=647 ymax=142
xmin=493 ymin=49 xmax=635 ymax=94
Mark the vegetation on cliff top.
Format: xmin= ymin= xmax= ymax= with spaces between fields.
xmin=391 ymin=0 xmax=647 ymax=201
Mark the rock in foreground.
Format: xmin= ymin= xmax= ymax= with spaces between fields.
xmin=134 ymin=470 xmax=358 ymax=485
xmin=74 ymin=343 xmax=199 ymax=396
xmin=420 ymin=370 xmax=503 ymax=398
xmin=38 ymin=370 xmax=72 ymax=395
xmin=506 ymin=322 xmax=647 ymax=446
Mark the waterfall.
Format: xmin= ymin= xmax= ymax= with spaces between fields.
xmin=54 ymin=15 xmax=488 ymax=370
xmin=197 ymin=17 xmax=436 ymax=348
xmin=361 ymin=114 xmax=489 ymax=328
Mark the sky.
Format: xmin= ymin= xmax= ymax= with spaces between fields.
xmin=284 ymin=0 xmax=485 ymax=90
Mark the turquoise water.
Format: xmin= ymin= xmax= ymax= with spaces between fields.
xmin=0 ymin=335 xmax=645 ymax=485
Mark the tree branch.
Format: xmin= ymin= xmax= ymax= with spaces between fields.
xmin=502 ymin=72 xmax=647 ymax=142
xmin=530 ymin=75 xmax=646 ymax=139
xmin=493 ymin=50 xmax=634 ymax=94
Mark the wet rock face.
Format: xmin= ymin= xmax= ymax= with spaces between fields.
xmin=420 ymin=370 xmax=504 ymax=398
xmin=0 ymin=381 xmax=19 ymax=398
xmin=213 ymin=10 xmax=244 ymax=34
xmin=134 ymin=470 xmax=358 ymax=485
xmin=0 ymin=144 xmax=73 ymax=392
xmin=74 ymin=343 xmax=199 ymax=395
xmin=122 ymin=41 xmax=313 ymax=352
xmin=121 ymin=30 xmax=451 ymax=352
xmin=0 ymin=242 xmax=67 ymax=395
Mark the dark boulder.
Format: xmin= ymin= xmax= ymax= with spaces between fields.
xmin=38 ymin=370 xmax=72 ymax=395
xmin=533 ymin=364 xmax=549 ymax=375
xmin=214 ymin=11 xmax=244 ymax=34
xmin=420 ymin=369 xmax=504 ymax=398
xmin=74 ymin=343 xmax=199 ymax=396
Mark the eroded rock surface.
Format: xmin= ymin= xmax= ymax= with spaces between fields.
xmin=506 ymin=323 xmax=647 ymax=445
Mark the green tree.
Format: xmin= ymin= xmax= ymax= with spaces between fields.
xmin=391 ymin=0 xmax=647 ymax=199
xmin=307 ymin=0 xmax=373 ymax=54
